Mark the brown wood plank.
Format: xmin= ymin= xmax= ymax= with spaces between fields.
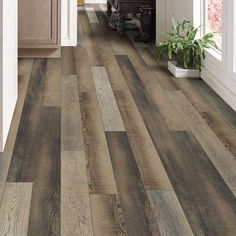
xmin=77 ymin=12 xmax=85 ymax=48
xmin=91 ymin=66 xmax=125 ymax=131
xmin=61 ymin=75 xmax=84 ymax=151
xmin=5 ymin=59 xmax=33 ymax=151
xmin=113 ymin=89 xmax=173 ymax=190
xmin=135 ymin=66 xmax=189 ymax=131
xmin=27 ymin=107 xmax=61 ymax=236
xmin=80 ymin=91 xmax=118 ymax=194
xmin=0 ymin=152 xmax=12 ymax=203
xmin=0 ymin=183 xmax=33 ymax=236
xmin=147 ymin=190 xmax=194 ymax=236
xmin=90 ymin=194 xmax=128 ymax=236
xmin=116 ymin=55 xmax=236 ymax=235
xmin=192 ymin=79 xmax=236 ymax=129
xmin=136 ymin=47 xmax=159 ymax=66
xmin=175 ymin=78 xmax=212 ymax=112
xmin=201 ymin=110 xmax=236 ymax=156
xmin=61 ymin=151 xmax=93 ymax=236
xmin=105 ymin=131 xmax=161 ymax=236
xmin=61 ymin=47 xmax=76 ymax=75
xmin=168 ymin=91 xmax=236 ymax=194
xmin=7 ymin=59 xmax=47 ymax=182
xmin=43 ymin=58 xmax=61 ymax=107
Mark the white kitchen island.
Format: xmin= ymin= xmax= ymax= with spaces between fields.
xmin=0 ymin=0 xmax=18 ymax=152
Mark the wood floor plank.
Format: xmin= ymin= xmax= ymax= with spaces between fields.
xmin=61 ymin=75 xmax=84 ymax=151
xmin=136 ymin=47 xmax=160 ymax=66
xmin=192 ymin=79 xmax=236 ymax=129
xmin=147 ymin=190 xmax=194 ymax=236
xmin=7 ymin=59 xmax=47 ymax=182
xmin=61 ymin=151 xmax=93 ymax=236
xmin=86 ymin=7 xmax=100 ymax=24
xmin=43 ymin=58 xmax=62 ymax=107
xmin=116 ymin=55 xmax=236 ymax=235
xmin=0 ymin=152 xmax=12 ymax=203
xmin=135 ymin=66 xmax=189 ymax=131
xmin=5 ymin=59 xmax=33 ymax=151
xmin=92 ymin=66 xmax=125 ymax=131
xmin=0 ymin=183 xmax=33 ymax=236
xmin=80 ymin=91 xmax=118 ymax=194
xmin=75 ymin=48 xmax=118 ymax=194
xmin=168 ymin=90 xmax=236 ymax=194
xmin=79 ymin=8 xmax=96 ymax=48
xmin=114 ymin=89 xmax=173 ymax=190
xmin=176 ymin=78 xmax=213 ymax=112
xmin=106 ymin=131 xmax=161 ymax=236
xmin=61 ymin=47 xmax=76 ymax=75
xmin=27 ymin=107 xmax=61 ymax=236
xmin=77 ymin=13 xmax=85 ymax=48
xmin=201 ymin=110 xmax=236 ymax=156
xmin=90 ymin=194 xmax=128 ymax=236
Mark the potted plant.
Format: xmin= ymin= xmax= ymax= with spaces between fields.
xmin=155 ymin=19 xmax=217 ymax=77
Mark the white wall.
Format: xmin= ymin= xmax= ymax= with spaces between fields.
xmin=61 ymin=0 xmax=78 ymax=46
xmin=156 ymin=0 xmax=236 ymax=111
xmin=0 ymin=0 xmax=18 ymax=152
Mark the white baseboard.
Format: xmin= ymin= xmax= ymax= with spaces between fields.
xmin=201 ymin=68 xmax=236 ymax=111
xmin=85 ymin=0 xmax=106 ymax=4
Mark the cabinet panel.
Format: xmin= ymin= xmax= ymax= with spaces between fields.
xmin=19 ymin=0 xmax=60 ymax=48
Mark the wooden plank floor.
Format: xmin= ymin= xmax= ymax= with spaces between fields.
xmin=0 ymin=4 xmax=236 ymax=236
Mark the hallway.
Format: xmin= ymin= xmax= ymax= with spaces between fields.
xmin=0 ymin=5 xmax=236 ymax=235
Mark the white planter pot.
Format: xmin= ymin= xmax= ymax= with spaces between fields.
xmin=168 ymin=61 xmax=200 ymax=78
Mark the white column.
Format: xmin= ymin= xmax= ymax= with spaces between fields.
xmin=0 ymin=0 xmax=18 ymax=152
xmin=61 ymin=0 xmax=78 ymax=46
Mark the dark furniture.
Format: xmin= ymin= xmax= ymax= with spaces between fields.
xmin=107 ymin=0 xmax=155 ymax=32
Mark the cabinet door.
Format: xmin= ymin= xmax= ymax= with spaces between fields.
xmin=19 ymin=0 xmax=60 ymax=48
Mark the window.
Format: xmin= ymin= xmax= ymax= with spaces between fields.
xmin=204 ymin=0 xmax=223 ymax=51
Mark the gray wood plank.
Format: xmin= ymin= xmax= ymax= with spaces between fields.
xmin=168 ymin=91 xmax=236 ymax=195
xmin=85 ymin=7 xmax=99 ymax=24
xmin=61 ymin=75 xmax=84 ymax=151
xmin=61 ymin=151 xmax=93 ymax=236
xmin=0 ymin=152 xmax=12 ymax=203
xmin=0 ymin=183 xmax=33 ymax=236
xmin=92 ymin=66 xmax=125 ymax=131
xmin=147 ymin=190 xmax=194 ymax=236
xmin=90 ymin=194 xmax=128 ymax=236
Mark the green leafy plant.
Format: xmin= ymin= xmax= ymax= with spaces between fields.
xmin=155 ymin=19 xmax=217 ymax=70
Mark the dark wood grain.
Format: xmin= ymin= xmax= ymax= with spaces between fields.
xmin=27 ymin=107 xmax=61 ymax=236
xmin=106 ymin=131 xmax=160 ymax=236
xmin=7 ymin=59 xmax=47 ymax=182
xmin=116 ymin=55 xmax=236 ymax=236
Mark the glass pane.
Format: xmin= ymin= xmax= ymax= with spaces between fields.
xmin=206 ymin=0 xmax=223 ymax=50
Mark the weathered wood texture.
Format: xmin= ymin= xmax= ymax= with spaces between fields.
xmin=61 ymin=151 xmax=93 ymax=236
xmin=0 ymin=183 xmax=32 ymax=236
xmin=90 ymin=194 xmax=128 ymax=236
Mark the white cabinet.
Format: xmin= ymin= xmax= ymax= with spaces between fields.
xmin=61 ymin=0 xmax=77 ymax=46
xmin=0 ymin=0 xmax=18 ymax=152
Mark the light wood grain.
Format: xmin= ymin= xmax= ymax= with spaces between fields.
xmin=86 ymin=7 xmax=99 ymax=24
xmin=168 ymin=91 xmax=236 ymax=193
xmin=5 ymin=59 xmax=33 ymax=151
xmin=0 ymin=152 xmax=12 ymax=203
xmin=90 ymin=194 xmax=128 ymax=236
xmin=92 ymin=66 xmax=125 ymax=131
xmin=62 ymin=47 xmax=76 ymax=75
xmin=0 ymin=183 xmax=33 ymax=236
xmin=147 ymin=190 xmax=194 ymax=236
xmin=61 ymin=151 xmax=93 ymax=236
xmin=61 ymin=75 xmax=84 ymax=151
xmin=43 ymin=58 xmax=61 ymax=107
